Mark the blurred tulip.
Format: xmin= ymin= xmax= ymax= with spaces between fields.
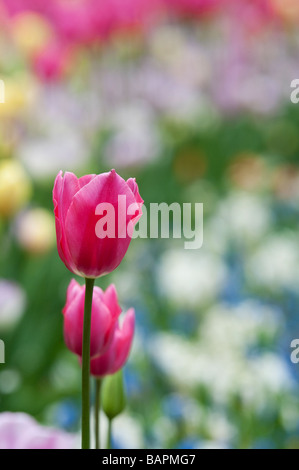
xmin=33 ymin=41 xmax=74 ymax=81
xmin=63 ymin=280 xmax=121 ymax=358
xmin=15 ymin=208 xmax=56 ymax=255
xmin=53 ymin=169 xmax=143 ymax=279
xmin=0 ymin=412 xmax=77 ymax=449
xmin=90 ymin=308 xmax=135 ymax=377
xmin=0 ymin=160 xmax=32 ymax=218
xmin=162 ymin=0 xmax=220 ymax=17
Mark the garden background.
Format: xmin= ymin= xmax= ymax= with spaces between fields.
xmin=1 ymin=0 xmax=299 ymax=449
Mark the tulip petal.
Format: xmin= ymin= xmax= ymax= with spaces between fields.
xmin=60 ymin=172 xmax=81 ymax=223
xmin=78 ymin=174 xmax=97 ymax=188
xmin=90 ymin=308 xmax=135 ymax=377
xmin=90 ymin=287 xmax=118 ymax=357
xmin=53 ymin=172 xmax=82 ymax=274
xmin=53 ymin=171 xmax=63 ymax=217
xmin=126 ymin=178 xmax=144 ymax=205
xmin=112 ymin=308 xmax=135 ymax=373
xmin=63 ymin=279 xmax=83 ymax=314
xmin=63 ymin=287 xmax=85 ymax=356
xmin=103 ymin=284 xmax=122 ymax=320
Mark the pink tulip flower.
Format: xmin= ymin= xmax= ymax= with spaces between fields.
xmin=0 ymin=412 xmax=77 ymax=449
xmin=63 ymin=280 xmax=121 ymax=358
xmin=90 ymin=308 xmax=135 ymax=377
xmin=53 ymin=169 xmax=143 ymax=279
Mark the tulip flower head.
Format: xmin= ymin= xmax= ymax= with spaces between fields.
xmin=53 ymin=169 xmax=143 ymax=278
xmin=62 ymin=280 xmax=121 ymax=358
xmin=90 ymin=308 xmax=135 ymax=377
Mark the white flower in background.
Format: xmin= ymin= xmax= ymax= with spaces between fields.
xmin=280 ymin=397 xmax=299 ymax=432
xmin=250 ymin=354 xmax=294 ymax=395
xmin=15 ymin=208 xmax=56 ymax=255
xmin=88 ymin=411 xmax=143 ymax=449
xmin=213 ymin=191 xmax=272 ymax=246
xmin=18 ymin=132 xmax=86 ymax=180
xmin=24 ymin=82 xmax=102 ymax=137
xmin=150 ymin=300 xmax=290 ymax=411
xmin=133 ymin=62 xmax=203 ymax=121
xmin=152 ymin=416 xmax=176 ymax=445
xmin=198 ymin=441 xmax=229 ymax=450
xmin=157 ymin=249 xmax=227 ymax=309
xmin=237 ymin=354 xmax=294 ymax=411
xmin=103 ymin=103 xmax=159 ymax=167
xmin=113 ymin=413 xmax=144 ymax=449
xmin=204 ymin=411 xmax=236 ymax=442
xmin=246 ymin=233 xmax=299 ymax=292
xmin=150 ymin=333 xmax=205 ymax=388
xmin=200 ymin=301 xmax=280 ymax=352
xmin=149 ymin=25 xmax=211 ymax=88
xmin=17 ymin=84 xmax=93 ymax=179
xmin=0 ymin=280 xmax=26 ymax=330
xmin=111 ymin=269 xmax=141 ymax=302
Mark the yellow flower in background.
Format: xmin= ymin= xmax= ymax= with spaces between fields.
xmin=0 ymin=74 xmax=37 ymax=118
xmin=0 ymin=159 xmax=32 ymax=218
xmin=10 ymin=12 xmax=53 ymax=57
xmin=0 ymin=128 xmax=15 ymax=159
xmin=271 ymin=0 xmax=299 ymax=22
xmin=15 ymin=208 xmax=56 ymax=255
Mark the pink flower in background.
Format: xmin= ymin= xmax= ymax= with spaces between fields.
xmin=90 ymin=308 xmax=135 ymax=377
xmin=0 ymin=412 xmax=77 ymax=449
xmin=162 ymin=0 xmax=221 ymax=17
xmin=53 ymin=169 xmax=143 ymax=279
xmin=63 ymin=280 xmax=121 ymax=358
xmin=2 ymin=0 xmax=164 ymax=48
xmin=1 ymin=0 xmax=283 ymax=82
xmin=33 ymin=41 xmax=73 ymax=81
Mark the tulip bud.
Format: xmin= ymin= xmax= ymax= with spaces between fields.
xmin=90 ymin=309 xmax=135 ymax=378
xmin=102 ymin=370 xmax=126 ymax=421
xmin=63 ymin=280 xmax=121 ymax=358
xmin=0 ymin=160 xmax=32 ymax=218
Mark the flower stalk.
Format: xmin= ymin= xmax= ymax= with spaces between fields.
xmin=81 ymin=277 xmax=95 ymax=449
xmin=95 ymin=378 xmax=103 ymax=450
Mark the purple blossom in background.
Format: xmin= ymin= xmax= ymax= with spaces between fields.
xmin=0 ymin=413 xmax=77 ymax=449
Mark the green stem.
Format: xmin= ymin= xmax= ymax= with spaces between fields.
xmin=107 ymin=418 xmax=113 ymax=449
xmin=81 ymin=277 xmax=95 ymax=449
xmin=95 ymin=378 xmax=103 ymax=450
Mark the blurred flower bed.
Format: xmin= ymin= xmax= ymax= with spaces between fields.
xmin=1 ymin=0 xmax=299 ymax=449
